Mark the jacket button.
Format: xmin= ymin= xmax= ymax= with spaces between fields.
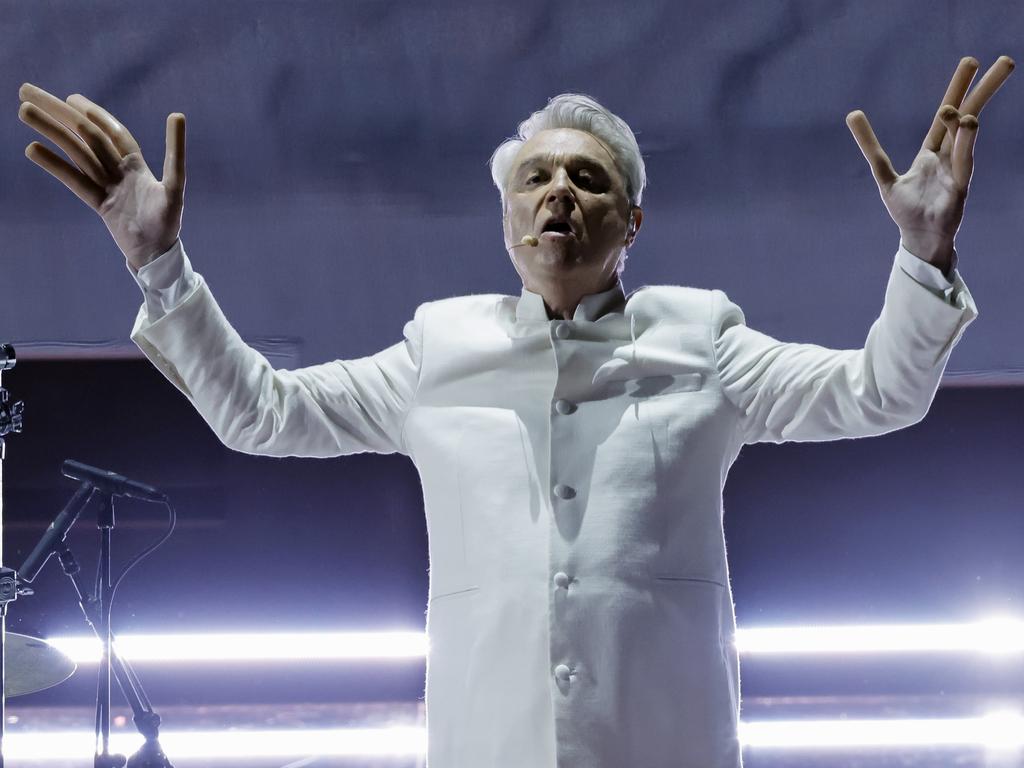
xmin=554 ymin=399 xmax=576 ymax=415
xmin=553 ymin=572 xmax=570 ymax=589
xmin=553 ymin=484 xmax=576 ymax=500
xmin=554 ymin=322 xmax=571 ymax=339
xmin=554 ymin=664 xmax=572 ymax=682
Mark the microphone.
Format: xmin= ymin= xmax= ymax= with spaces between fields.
xmin=510 ymin=235 xmax=539 ymax=249
xmin=62 ymin=460 xmax=167 ymax=502
xmin=18 ymin=483 xmax=95 ymax=583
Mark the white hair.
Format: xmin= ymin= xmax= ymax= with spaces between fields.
xmin=489 ymin=93 xmax=646 ymax=212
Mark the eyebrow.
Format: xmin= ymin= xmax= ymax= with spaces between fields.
xmin=513 ymin=153 xmax=611 ymax=175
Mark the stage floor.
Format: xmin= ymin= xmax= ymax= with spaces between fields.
xmin=6 ymin=696 xmax=1023 ymax=768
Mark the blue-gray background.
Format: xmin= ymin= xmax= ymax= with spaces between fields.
xmin=2 ymin=0 xmax=1022 ymax=378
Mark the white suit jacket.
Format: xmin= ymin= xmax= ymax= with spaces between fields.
xmin=131 ymin=241 xmax=975 ymax=768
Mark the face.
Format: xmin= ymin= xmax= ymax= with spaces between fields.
xmin=503 ymin=128 xmax=641 ymax=291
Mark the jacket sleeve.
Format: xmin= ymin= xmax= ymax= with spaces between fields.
xmin=130 ymin=274 xmax=423 ymax=458
xmin=712 ymin=248 xmax=977 ymax=445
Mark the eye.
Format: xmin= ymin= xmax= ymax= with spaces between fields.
xmin=574 ymin=169 xmax=606 ymax=192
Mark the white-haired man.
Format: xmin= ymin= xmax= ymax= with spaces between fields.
xmin=18 ymin=55 xmax=1012 ymax=767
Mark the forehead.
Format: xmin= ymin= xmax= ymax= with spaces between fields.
xmin=513 ymin=128 xmax=617 ymax=169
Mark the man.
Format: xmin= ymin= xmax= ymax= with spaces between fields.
xmin=18 ymin=55 xmax=1013 ymax=767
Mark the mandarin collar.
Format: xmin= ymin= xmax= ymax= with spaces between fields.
xmin=515 ymin=280 xmax=628 ymax=323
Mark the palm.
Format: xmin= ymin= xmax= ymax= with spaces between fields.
xmin=884 ymin=146 xmax=964 ymax=242
xmin=98 ymin=154 xmax=181 ymax=261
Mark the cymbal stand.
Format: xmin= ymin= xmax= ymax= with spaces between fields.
xmin=0 ymin=344 xmax=25 ymax=768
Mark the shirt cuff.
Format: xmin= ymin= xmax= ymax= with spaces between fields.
xmin=896 ymin=241 xmax=959 ymax=305
xmin=129 ymin=239 xmax=199 ymax=321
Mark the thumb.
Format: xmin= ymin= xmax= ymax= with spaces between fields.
xmin=845 ymin=110 xmax=898 ymax=192
xmin=162 ymin=112 xmax=186 ymax=196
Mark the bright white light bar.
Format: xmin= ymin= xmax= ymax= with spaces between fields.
xmin=48 ymin=618 xmax=1024 ymax=663
xmin=0 ymin=727 xmax=425 ymax=760
xmin=735 ymin=617 xmax=1024 ymax=655
xmin=6 ymin=713 xmax=1023 ymax=759
xmin=47 ymin=631 xmax=427 ymax=664
xmin=740 ymin=710 xmax=1024 ymax=750
xmin=48 ymin=617 xmax=1024 ymax=664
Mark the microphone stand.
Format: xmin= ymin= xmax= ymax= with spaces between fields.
xmin=54 ymin=538 xmax=172 ymax=768
xmin=0 ymin=344 xmax=25 ymax=768
xmin=93 ymin=492 xmax=123 ymax=768
xmin=19 ymin=467 xmax=175 ymax=767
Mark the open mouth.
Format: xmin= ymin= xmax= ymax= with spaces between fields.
xmin=541 ymin=220 xmax=575 ymax=239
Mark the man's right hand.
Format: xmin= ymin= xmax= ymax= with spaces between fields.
xmin=18 ymin=83 xmax=186 ymax=272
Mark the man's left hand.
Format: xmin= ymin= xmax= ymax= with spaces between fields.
xmin=846 ymin=55 xmax=1014 ymax=276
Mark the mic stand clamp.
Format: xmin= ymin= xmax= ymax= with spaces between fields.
xmin=0 ymin=390 xmax=23 ymax=441
xmin=0 ymin=569 xmax=19 ymax=608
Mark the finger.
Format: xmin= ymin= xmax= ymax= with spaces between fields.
xmin=18 ymin=102 xmax=107 ymax=187
xmin=951 ymin=114 xmax=979 ymax=190
xmin=959 ymin=55 xmax=1016 ymax=117
xmin=66 ymin=93 xmax=142 ymax=156
xmin=845 ymin=110 xmax=898 ymax=190
xmin=922 ymin=56 xmax=979 ymax=152
xmin=161 ymin=113 xmax=186 ymax=194
xmin=25 ymin=142 xmax=105 ymax=210
xmin=937 ymin=104 xmax=961 ymax=153
xmin=19 ymin=83 xmax=124 ymax=176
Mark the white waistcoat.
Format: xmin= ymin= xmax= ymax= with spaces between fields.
xmin=131 ymin=248 xmax=975 ymax=768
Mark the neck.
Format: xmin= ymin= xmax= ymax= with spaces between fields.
xmin=527 ymin=272 xmax=620 ymax=320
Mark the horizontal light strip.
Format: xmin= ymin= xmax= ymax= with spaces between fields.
xmin=1 ymin=727 xmax=425 ymax=760
xmin=5 ymin=713 xmax=1023 ymax=759
xmin=48 ymin=631 xmax=427 ymax=664
xmin=740 ymin=711 xmax=1024 ymax=749
xmin=735 ymin=617 xmax=1024 ymax=655
xmin=47 ymin=617 xmax=1024 ymax=664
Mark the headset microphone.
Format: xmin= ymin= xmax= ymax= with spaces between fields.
xmin=511 ymin=235 xmax=539 ymax=249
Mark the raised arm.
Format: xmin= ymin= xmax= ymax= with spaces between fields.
xmin=713 ymin=55 xmax=1014 ymax=445
xmin=130 ymin=262 xmax=424 ymax=458
xmin=19 ymin=85 xmax=422 ymax=458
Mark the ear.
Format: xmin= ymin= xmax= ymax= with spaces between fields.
xmin=625 ymin=206 xmax=643 ymax=246
xmin=501 ymin=200 xmax=514 ymax=249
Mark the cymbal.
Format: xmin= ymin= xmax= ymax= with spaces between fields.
xmin=4 ymin=633 xmax=77 ymax=697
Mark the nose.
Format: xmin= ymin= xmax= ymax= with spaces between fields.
xmin=545 ymin=168 xmax=575 ymax=211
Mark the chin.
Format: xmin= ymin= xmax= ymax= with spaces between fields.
xmin=539 ymin=240 xmax=590 ymax=260
xmin=534 ymin=252 xmax=590 ymax=274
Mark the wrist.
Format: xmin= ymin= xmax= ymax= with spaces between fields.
xmin=899 ymin=230 xmax=956 ymax=275
xmin=129 ymin=237 xmax=179 ymax=272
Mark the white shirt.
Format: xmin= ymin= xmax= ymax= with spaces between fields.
xmin=129 ymin=241 xmax=974 ymax=768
